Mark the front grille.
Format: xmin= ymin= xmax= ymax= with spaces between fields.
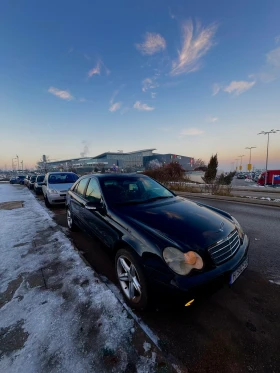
xmin=208 ymin=230 xmax=240 ymax=265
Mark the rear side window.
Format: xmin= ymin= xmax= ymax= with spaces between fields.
xmin=75 ymin=178 xmax=89 ymax=197
xmin=85 ymin=178 xmax=102 ymax=203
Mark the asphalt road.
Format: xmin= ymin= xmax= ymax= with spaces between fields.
xmin=35 ymin=192 xmax=280 ymax=373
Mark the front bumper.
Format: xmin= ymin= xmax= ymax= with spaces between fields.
xmin=146 ymin=235 xmax=249 ymax=300
xmin=47 ymin=193 xmax=67 ymax=204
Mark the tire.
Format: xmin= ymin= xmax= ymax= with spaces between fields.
xmin=66 ymin=208 xmax=78 ymax=231
xmin=115 ymin=248 xmax=148 ymax=311
xmin=44 ymin=195 xmax=51 ymax=208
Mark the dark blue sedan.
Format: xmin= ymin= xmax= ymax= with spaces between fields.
xmin=66 ymin=174 xmax=249 ymax=310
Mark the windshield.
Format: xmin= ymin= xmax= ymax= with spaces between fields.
xmin=37 ymin=175 xmax=44 ymax=182
xmin=100 ymin=176 xmax=174 ymax=205
xmin=48 ymin=173 xmax=79 ymax=184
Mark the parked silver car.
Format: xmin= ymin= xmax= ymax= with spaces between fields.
xmin=42 ymin=172 xmax=79 ymax=207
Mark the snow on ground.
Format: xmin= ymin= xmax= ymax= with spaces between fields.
xmin=0 ymin=184 xmax=158 ymax=373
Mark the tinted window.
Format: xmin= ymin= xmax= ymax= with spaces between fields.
xmin=85 ymin=178 xmax=102 ymax=203
xmin=36 ymin=175 xmax=44 ymax=182
xmin=48 ymin=173 xmax=79 ymax=184
xmin=76 ymin=178 xmax=89 ymax=197
xmin=30 ymin=176 xmax=36 ymax=182
xmin=100 ymin=177 xmax=173 ymax=205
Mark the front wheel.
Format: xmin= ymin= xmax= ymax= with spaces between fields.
xmin=115 ymin=249 xmax=148 ymax=311
xmin=67 ymin=208 xmax=78 ymax=231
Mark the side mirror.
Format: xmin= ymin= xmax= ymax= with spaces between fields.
xmin=85 ymin=201 xmax=104 ymax=211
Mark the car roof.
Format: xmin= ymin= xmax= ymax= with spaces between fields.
xmin=47 ymin=172 xmax=77 ymax=175
xmin=80 ymin=173 xmax=148 ymax=180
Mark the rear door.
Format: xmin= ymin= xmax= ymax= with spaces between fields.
xmin=69 ymin=177 xmax=89 ymax=228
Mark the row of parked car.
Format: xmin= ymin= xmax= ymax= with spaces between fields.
xmin=10 ymin=174 xmax=46 ymax=194
xmin=236 ymin=172 xmax=260 ymax=181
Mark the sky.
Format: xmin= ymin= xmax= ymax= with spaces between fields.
xmin=0 ymin=0 xmax=280 ymax=171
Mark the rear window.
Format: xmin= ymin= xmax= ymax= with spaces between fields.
xmin=48 ymin=173 xmax=78 ymax=184
xmin=37 ymin=175 xmax=44 ymax=182
xmin=31 ymin=176 xmax=36 ymax=181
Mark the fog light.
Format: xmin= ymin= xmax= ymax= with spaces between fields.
xmin=185 ymin=299 xmax=195 ymax=307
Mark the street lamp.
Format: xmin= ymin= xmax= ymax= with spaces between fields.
xmin=16 ymin=155 xmax=19 ymax=171
xmin=245 ymin=147 xmax=256 ymax=177
xmin=234 ymin=158 xmax=239 ymax=172
xmin=238 ymin=155 xmax=245 ymax=172
xmin=258 ymin=129 xmax=280 ymax=186
xmin=12 ymin=157 xmax=17 ymax=172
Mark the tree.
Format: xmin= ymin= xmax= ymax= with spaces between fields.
xmin=202 ymin=154 xmax=218 ymax=184
xmin=193 ymin=158 xmax=205 ymax=169
xmin=218 ymin=171 xmax=236 ymax=185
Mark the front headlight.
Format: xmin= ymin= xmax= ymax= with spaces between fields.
xmin=231 ymin=216 xmax=244 ymax=239
xmin=49 ymin=188 xmax=59 ymax=194
xmin=163 ymin=247 xmax=203 ymax=275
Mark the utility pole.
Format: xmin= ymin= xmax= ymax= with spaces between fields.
xmin=245 ymin=147 xmax=256 ymax=178
xmin=21 ymin=160 xmax=23 ymax=171
xmin=234 ymin=158 xmax=239 ymax=172
xmin=258 ymin=129 xmax=279 ymax=186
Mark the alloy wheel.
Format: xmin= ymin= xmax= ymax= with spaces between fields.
xmin=117 ymin=256 xmax=142 ymax=303
xmin=67 ymin=209 xmax=72 ymax=229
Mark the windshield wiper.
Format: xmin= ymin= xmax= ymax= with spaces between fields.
xmin=144 ymin=196 xmax=174 ymax=203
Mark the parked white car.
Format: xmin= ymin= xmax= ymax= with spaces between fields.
xmin=42 ymin=172 xmax=79 ymax=207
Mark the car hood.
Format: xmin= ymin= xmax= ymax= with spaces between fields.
xmin=48 ymin=183 xmax=74 ymax=191
xmin=115 ymin=197 xmax=235 ymax=252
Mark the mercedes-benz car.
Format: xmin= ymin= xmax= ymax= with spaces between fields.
xmin=66 ymin=174 xmax=249 ymax=310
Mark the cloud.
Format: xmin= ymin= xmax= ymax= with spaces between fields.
xmin=48 ymin=87 xmax=73 ymax=100
xmin=208 ymin=116 xmax=218 ymax=122
xmin=109 ymin=102 xmax=122 ymax=112
xmin=79 ymin=98 xmax=86 ymax=102
xmin=212 ymin=83 xmax=221 ymax=96
xmin=88 ymin=62 xmax=101 ymax=77
xmin=170 ymin=19 xmax=218 ymax=76
xmin=223 ymin=80 xmax=255 ymax=95
xmin=250 ymin=46 xmax=280 ymax=83
xmin=133 ymin=101 xmax=154 ymax=111
xmin=88 ymin=59 xmax=110 ymax=77
xmin=180 ymin=128 xmax=204 ymax=136
xmin=68 ymin=47 xmax=74 ymax=54
xmin=142 ymin=78 xmax=158 ymax=92
xmin=135 ymin=32 xmax=166 ymax=55
xmin=84 ymin=53 xmax=91 ymax=61
xmin=151 ymin=92 xmax=156 ymax=99
xmin=168 ymin=7 xmax=176 ymax=20
xmin=110 ymin=85 xmax=125 ymax=104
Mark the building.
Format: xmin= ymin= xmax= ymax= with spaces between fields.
xmin=143 ymin=153 xmax=193 ymax=170
xmin=42 ymin=149 xmax=194 ymax=173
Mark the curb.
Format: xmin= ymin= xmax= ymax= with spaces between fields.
xmin=173 ymin=191 xmax=280 ymax=208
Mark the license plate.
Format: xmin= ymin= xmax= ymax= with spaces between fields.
xmin=230 ymin=257 xmax=248 ymax=285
